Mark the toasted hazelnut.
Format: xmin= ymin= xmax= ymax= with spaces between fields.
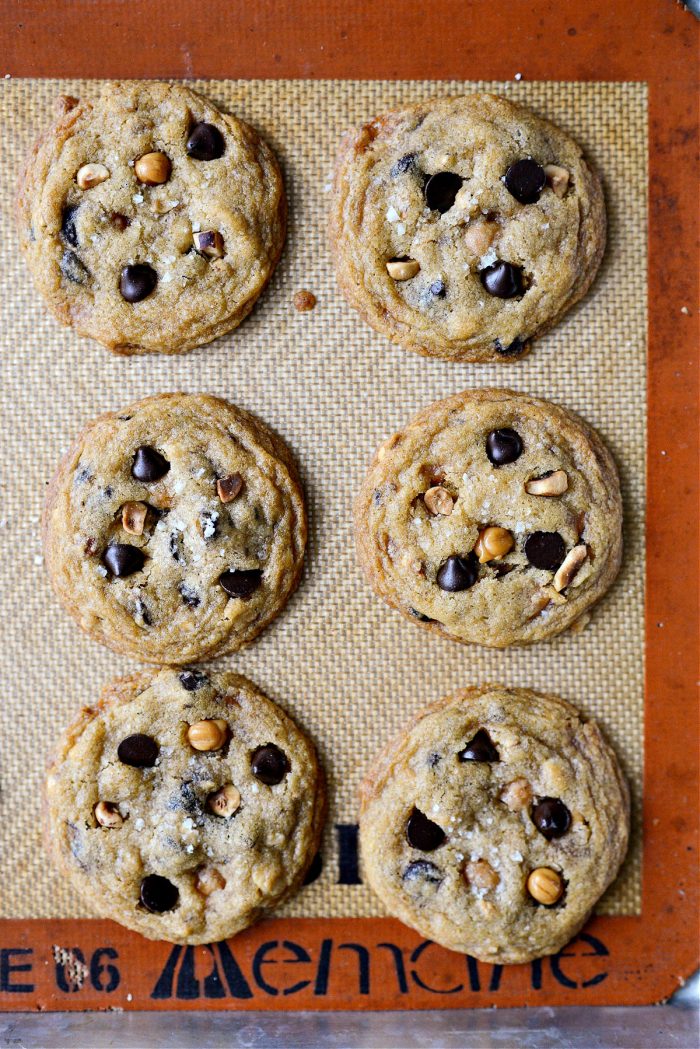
xmin=424 ymin=486 xmax=454 ymax=516
xmin=465 ymin=859 xmax=499 ymax=890
xmin=293 ymin=289 xmax=317 ymax=312
xmin=121 ymin=501 xmax=148 ymax=536
xmin=527 ymin=867 xmax=564 ymax=905
xmin=135 ymin=151 xmax=172 ymax=185
xmin=386 ymin=258 xmax=420 ymax=280
xmin=207 ymin=783 xmax=241 ymax=818
xmin=217 ymin=474 xmax=243 ymax=503
xmin=501 ymin=778 xmax=533 ymax=811
xmin=552 ymin=545 xmax=588 ymax=592
xmin=463 ymin=219 xmax=498 ymax=256
xmin=474 ymin=526 xmax=514 ymax=563
xmin=544 ymin=164 xmax=570 ymax=199
xmin=525 ymin=470 xmax=568 ymax=497
xmin=187 ymin=719 xmax=228 ymax=752
xmin=196 ymin=866 xmax=226 ymax=896
xmin=94 ymin=801 xmax=123 ymax=828
xmin=76 ymin=163 xmax=110 ymax=190
xmin=193 ymin=230 xmax=225 ymax=258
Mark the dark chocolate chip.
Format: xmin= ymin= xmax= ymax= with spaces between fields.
xmin=169 ymin=532 xmax=184 ymax=564
xmin=486 ymin=428 xmax=523 ymax=466
xmin=409 ymin=607 xmax=433 ymax=622
xmin=61 ymin=204 xmax=79 ymax=247
xmin=424 ymin=171 xmax=463 ymax=213
xmin=406 ymin=807 xmax=446 ymax=851
xmin=118 ymin=733 xmax=158 ymax=767
xmin=492 ymin=562 xmax=516 ymax=578
xmin=391 ymin=152 xmax=417 ymax=177
xmin=219 ymin=568 xmax=263 ymax=599
xmin=402 ymin=859 xmax=443 ymax=884
xmin=429 ymin=279 xmax=446 ymax=298
xmin=458 ymin=729 xmax=499 ymax=763
xmin=120 ymin=264 xmax=157 ymax=303
xmin=186 ymin=122 xmax=225 ymax=161
xmin=524 ymin=531 xmax=567 ymax=571
xmin=532 ymin=797 xmax=572 ymax=840
xmin=60 ymin=249 xmax=89 ymax=284
xmin=494 ymin=336 xmax=527 ymax=357
xmin=103 ymin=543 xmax=145 ymax=577
xmin=504 ymin=158 xmax=546 ymax=204
xmin=481 ymin=261 xmax=524 ymax=298
xmin=178 ymin=582 xmax=200 ymax=608
xmin=132 ymin=446 xmax=170 ymax=482
xmin=251 ymin=743 xmax=289 ymax=785
xmin=436 ymin=553 xmax=478 ymax=592
xmin=303 ymin=851 xmax=323 ymax=885
xmin=428 ymin=752 xmax=441 ymax=767
xmin=140 ymin=874 xmax=179 ymax=914
xmin=179 ymin=669 xmax=209 ymax=692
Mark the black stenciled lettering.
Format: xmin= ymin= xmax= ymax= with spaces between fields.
xmin=377 ymin=943 xmax=408 ymax=994
xmin=335 ymin=824 xmax=361 ymax=884
xmin=313 ymin=938 xmax=333 ymax=996
xmin=252 ymin=940 xmax=312 ymax=996
xmin=531 ymin=957 xmax=543 ymax=990
xmin=151 ymin=945 xmax=182 ymax=999
xmin=410 ymin=941 xmax=464 ymax=995
xmin=202 ymin=945 xmax=226 ymax=999
xmin=216 ymin=941 xmax=254 ymax=999
xmin=0 ymin=948 xmax=34 ymax=993
xmin=550 ymin=932 xmax=609 ymax=989
xmin=90 ymin=947 xmax=119 ymax=992
xmin=175 ymin=946 xmax=200 ymax=1000
xmin=338 ymin=943 xmax=370 ymax=995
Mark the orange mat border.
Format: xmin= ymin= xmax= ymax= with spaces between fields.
xmin=0 ymin=0 xmax=698 ymax=1011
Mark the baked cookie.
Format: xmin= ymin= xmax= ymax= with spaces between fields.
xmin=360 ymin=686 xmax=629 ymax=963
xmin=43 ymin=393 xmax=306 ymax=664
xmin=330 ymin=93 xmax=605 ymax=362
xmin=354 ymin=388 xmax=622 ymax=647
xmin=46 ymin=668 xmax=325 ymax=944
xmin=17 ymin=81 xmax=286 ymax=355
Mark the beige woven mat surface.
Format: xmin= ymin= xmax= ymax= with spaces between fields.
xmin=0 ymin=79 xmax=646 ymax=920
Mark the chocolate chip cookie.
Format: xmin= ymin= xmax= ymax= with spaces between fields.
xmin=354 ymin=388 xmax=622 ymax=646
xmin=46 ymin=668 xmax=325 ymax=944
xmin=43 ymin=393 xmax=306 ymax=664
xmin=360 ymin=686 xmax=629 ymax=963
xmin=18 ymin=81 xmax=286 ymax=354
xmin=330 ymin=93 xmax=605 ymax=362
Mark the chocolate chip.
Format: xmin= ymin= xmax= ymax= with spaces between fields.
xmin=406 ymin=807 xmax=446 ymax=851
xmin=251 ymin=743 xmax=289 ymax=785
xmin=504 ymin=158 xmax=546 ymax=204
xmin=524 ymin=531 xmax=566 ymax=571
xmin=179 ymin=670 xmax=209 ymax=692
xmin=409 ymin=607 xmax=433 ymax=622
xmin=303 ymin=851 xmax=323 ymax=885
xmin=102 ymin=543 xmax=145 ymax=577
xmin=458 ymin=729 xmax=499 ymax=763
xmin=481 ymin=261 xmax=524 ymax=298
xmin=120 ymin=264 xmax=157 ymax=303
xmin=118 ymin=733 xmax=158 ymax=767
xmin=486 ymin=428 xmax=523 ymax=466
xmin=140 ymin=874 xmax=179 ymax=914
xmin=219 ymin=568 xmax=263 ymax=599
xmin=134 ymin=597 xmax=152 ymax=625
xmin=532 ymin=797 xmax=571 ymax=840
xmin=436 ymin=553 xmax=478 ymax=592
xmin=61 ymin=204 xmax=79 ymax=247
xmin=494 ymin=337 xmax=527 ymax=357
xmin=424 ymin=171 xmax=463 ymax=213
xmin=60 ymin=249 xmax=89 ymax=284
xmin=429 ymin=279 xmax=446 ymax=298
xmin=391 ymin=153 xmax=417 ymax=177
xmin=132 ymin=446 xmax=170 ymax=482
xmin=402 ymin=859 xmax=443 ymax=884
xmin=492 ymin=562 xmax=516 ymax=578
xmin=186 ymin=122 xmax=225 ymax=161
xmin=178 ymin=582 xmax=200 ymax=608
xmin=169 ymin=533 xmax=184 ymax=564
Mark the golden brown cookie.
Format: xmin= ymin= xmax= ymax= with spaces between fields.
xmin=18 ymin=81 xmax=286 ymax=354
xmin=330 ymin=93 xmax=605 ymax=362
xmin=354 ymin=388 xmax=622 ymax=647
xmin=360 ymin=686 xmax=629 ymax=963
xmin=43 ymin=393 xmax=306 ymax=664
xmin=46 ymin=667 xmax=326 ymax=945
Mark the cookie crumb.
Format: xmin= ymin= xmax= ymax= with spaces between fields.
xmin=294 ymin=289 xmax=317 ymax=312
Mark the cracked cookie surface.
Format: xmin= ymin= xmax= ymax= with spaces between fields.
xmin=18 ymin=81 xmax=286 ymax=355
xmin=43 ymin=393 xmax=306 ymax=664
xmin=46 ymin=668 xmax=325 ymax=944
xmin=359 ymin=686 xmax=629 ymax=963
xmin=330 ymin=93 xmax=605 ymax=362
xmin=354 ymin=388 xmax=622 ymax=647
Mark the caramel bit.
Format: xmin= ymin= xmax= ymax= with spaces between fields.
xmin=187 ymin=719 xmax=228 ymax=752
xmin=207 ymin=784 xmax=241 ymax=818
xmin=464 ymin=859 xmax=499 ymax=890
xmin=196 ymin=867 xmax=226 ymax=896
xmin=501 ymin=778 xmax=533 ymax=811
xmin=217 ymin=473 xmax=243 ymax=503
xmin=423 ymin=486 xmax=454 ymax=516
xmin=474 ymin=526 xmax=514 ymax=563
xmin=293 ymin=289 xmax=317 ymax=312
xmin=121 ymin=501 xmax=148 ymax=536
xmin=527 ymin=867 xmax=564 ymax=905
xmin=463 ymin=219 xmax=498 ymax=257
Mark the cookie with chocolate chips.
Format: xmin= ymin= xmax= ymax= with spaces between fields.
xmin=43 ymin=393 xmax=306 ymax=664
xmin=17 ymin=81 xmax=286 ymax=354
xmin=360 ymin=686 xmax=629 ymax=963
xmin=46 ymin=668 xmax=325 ymax=944
xmin=354 ymin=388 xmax=622 ymax=646
xmin=330 ymin=93 xmax=605 ymax=362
